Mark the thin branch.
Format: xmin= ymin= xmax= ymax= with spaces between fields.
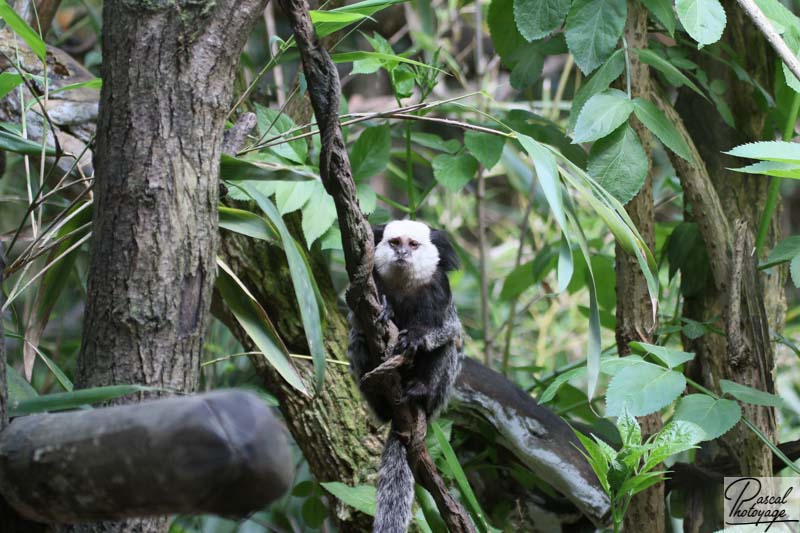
xmin=735 ymin=0 xmax=800 ymax=82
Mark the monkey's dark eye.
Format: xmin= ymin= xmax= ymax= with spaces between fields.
xmin=389 ymin=238 xmax=401 ymax=247
xmin=409 ymin=240 xmax=419 ymax=249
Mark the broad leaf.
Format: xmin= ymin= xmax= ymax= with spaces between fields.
xmin=464 ymin=131 xmax=505 ymax=170
xmin=587 ymin=125 xmax=648 ymax=205
xmin=792 ymin=256 xmax=800 ymax=288
xmin=564 ymin=0 xmax=627 ymax=74
xmin=255 ymin=105 xmax=308 ymax=164
xmin=633 ymin=97 xmax=693 ymax=162
xmin=606 ymin=363 xmax=686 ymax=416
xmin=489 ymin=0 xmax=527 ymax=66
xmin=321 ymin=483 xmax=377 ymax=515
xmin=301 ymin=182 xmax=338 ymax=246
xmin=720 ymin=379 xmax=784 ymax=407
xmin=675 ymin=0 xmax=726 ymax=46
xmin=0 ymin=72 xmax=23 ymax=99
xmin=572 ymin=89 xmax=634 ymax=143
xmin=617 ymin=409 xmax=642 ymax=446
xmin=513 ymin=0 xmax=570 ymax=41
xmin=432 ymin=153 xmax=479 ymax=192
xmin=782 ymin=25 xmax=800 ymax=92
xmin=275 ymin=181 xmax=317 ymax=215
xmin=643 ymin=420 xmax=704 ymax=471
xmin=630 ymin=342 xmax=695 ymax=368
xmin=351 ymin=125 xmax=391 ymax=181
xmin=219 ymin=206 xmax=278 ymax=242
xmin=568 ymin=50 xmax=625 ymax=132
xmin=762 ymin=236 xmax=800 ymax=268
xmin=674 ymin=394 xmax=741 ymax=440
xmin=640 ymin=0 xmax=676 ymax=35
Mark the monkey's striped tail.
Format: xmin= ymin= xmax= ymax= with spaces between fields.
xmin=373 ymin=430 xmax=414 ymax=533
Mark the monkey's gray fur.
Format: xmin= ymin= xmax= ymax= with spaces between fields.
xmin=348 ymin=220 xmax=464 ymax=533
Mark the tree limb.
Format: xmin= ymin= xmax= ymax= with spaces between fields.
xmin=735 ymin=0 xmax=800 ymax=82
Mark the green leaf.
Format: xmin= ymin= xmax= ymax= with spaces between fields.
xmin=572 ymin=429 xmax=611 ymax=493
xmin=730 ymin=160 xmax=800 ymax=179
xmin=216 ymin=259 xmax=307 ymax=395
xmin=630 ymin=342 xmax=695 ymax=368
xmin=301 ymin=182 xmax=338 ymax=246
xmin=6 ymin=364 xmax=37 ymax=403
xmin=518 ymin=135 xmax=568 ymax=233
xmin=489 ymin=0 xmax=527 ymax=67
xmin=725 ymin=141 xmax=800 ymax=164
xmin=643 ymin=420 xmax=704 ymax=472
xmin=720 ymin=379 xmax=784 ymax=407
xmin=564 ymin=0 xmax=627 ymax=74
xmin=357 ymin=183 xmax=377 ymax=215
xmin=0 ymin=129 xmax=56 ymax=155
xmin=640 ymin=0 xmax=676 ymax=35
xmin=762 ymin=236 xmax=800 ymax=268
xmin=292 ymin=480 xmax=316 ymax=497
xmin=513 ymin=0 xmax=570 ymax=41
xmin=791 ymin=255 xmax=800 ymax=288
xmin=432 ymin=152 xmax=479 ymax=192
xmin=572 ymin=89 xmax=634 ymax=143
xmin=237 ymin=183 xmax=327 ymax=390
xmin=587 ymin=124 xmax=648 ymax=205
xmin=464 ymin=131 xmax=505 ymax=171
xmin=332 ymin=51 xmax=443 ymax=73
xmin=431 ymin=421 xmax=496 ymax=532
xmin=568 ymin=49 xmax=625 ymax=132
xmin=411 ymin=132 xmax=460 ymax=154
xmin=0 ymin=0 xmax=46 ymax=61
xmin=275 ymin=181 xmax=316 ymax=215
xmin=311 ymin=11 xmax=373 ymax=37
xmin=499 ymin=246 xmax=557 ymax=300
xmin=321 ymin=482 xmax=377 ymax=516
xmin=351 ymin=125 xmax=391 ymax=181
xmin=219 ymin=206 xmax=278 ymax=242
xmin=606 ymin=363 xmax=686 ymax=417
xmin=10 ymin=385 xmax=157 ymax=416
xmin=633 ymin=97 xmax=693 ymax=162
xmin=539 ymin=366 xmax=585 ymax=403
xmin=673 ymin=394 xmax=741 ymax=440
xmin=50 ymin=77 xmax=103 ymax=95
xmin=0 ymin=72 xmax=23 ymax=99
xmin=781 ymin=25 xmax=800 ymax=92
xmin=255 ymin=105 xmax=308 ymax=164
xmin=617 ymin=408 xmax=642 ymax=446
xmin=301 ymin=497 xmax=328 ymax=528
xmin=675 ymin=0 xmax=726 ymax=46
xmin=634 ymin=49 xmax=706 ymax=97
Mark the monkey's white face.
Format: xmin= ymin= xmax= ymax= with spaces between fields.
xmin=375 ymin=220 xmax=440 ymax=289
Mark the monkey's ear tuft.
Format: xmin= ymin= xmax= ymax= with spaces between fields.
xmin=431 ymin=230 xmax=460 ymax=271
xmin=372 ymin=224 xmax=386 ymax=246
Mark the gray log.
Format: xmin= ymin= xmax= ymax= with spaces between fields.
xmin=0 ymin=390 xmax=293 ymax=524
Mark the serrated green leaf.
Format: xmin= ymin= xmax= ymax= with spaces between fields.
xmin=726 ymin=141 xmax=800 ymax=164
xmin=572 ymin=429 xmax=611 ymax=493
xmin=754 ymin=0 xmax=800 ymax=34
xmin=464 ymin=131 xmax=506 ymax=170
xmin=275 ymin=181 xmax=316 ymax=215
xmin=0 ymin=0 xmax=46 ymax=61
xmin=673 ymin=394 xmax=741 ymax=440
xmin=301 ymin=182 xmax=338 ymax=246
xmin=255 ymin=105 xmax=308 ymax=164
xmin=782 ymin=25 xmax=800 ymax=92
xmin=606 ymin=363 xmax=686 ymax=417
xmin=675 ymin=0 xmax=726 ymax=46
xmin=564 ymin=0 xmax=627 ymax=74
xmin=640 ymin=0 xmax=676 ymax=35
xmin=587 ymin=124 xmax=648 ymax=205
xmin=432 ymin=152 xmax=479 ymax=192
xmin=351 ymin=125 xmax=391 ymax=181
xmin=568 ymin=49 xmax=625 ymax=132
xmin=762 ymin=236 xmax=800 ymax=268
xmin=356 ymin=183 xmax=377 ymax=215
xmin=630 ymin=342 xmax=695 ymax=368
xmin=489 ymin=0 xmax=527 ymax=67
xmin=216 ymin=259 xmax=307 ymax=395
xmin=617 ymin=409 xmax=642 ymax=446
xmin=633 ymin=97 xmax=693 ymax=162
xmin=791 ymin=255 xmax=800 ymax=288
xmin=513 ymin=0 xmax=570 ymax=41
xmin=720 ymin=379 xmax=784 ymax=407
xmin=572 ymin=89 xmax=634 ymax=143
xmin=643 ymin=420 xmax=704 ymax=471
xmin=729 ymin=160 xmax=800 ymax=179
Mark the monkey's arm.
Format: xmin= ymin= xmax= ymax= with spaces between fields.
xmin=396 ymin=304 xmax=461 ymax=355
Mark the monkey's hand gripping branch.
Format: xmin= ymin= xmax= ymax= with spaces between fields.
xmin=277 ymin=0 xmax=474 ymax=531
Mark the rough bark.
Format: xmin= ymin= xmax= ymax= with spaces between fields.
xmin=72 ymin=1 xmax=269 ymax=532
xmin=616 ymin=3 xmax=664 ymax=531
xmin=0 ymin=391 xmax=292 ymax=524
xmin=664 ymin=3 xmax=782 ymax=530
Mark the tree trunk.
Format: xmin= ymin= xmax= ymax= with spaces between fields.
xmin=672 ymin=2 xmax=783 ymax=530
xmin=617 ymin=3 xmax=664 ymax=531
xmin=71 ymin=1 xmax=268 ymax=531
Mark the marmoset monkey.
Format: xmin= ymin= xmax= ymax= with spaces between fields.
xmin=347 ymin=219 xmax=463 ymax=533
